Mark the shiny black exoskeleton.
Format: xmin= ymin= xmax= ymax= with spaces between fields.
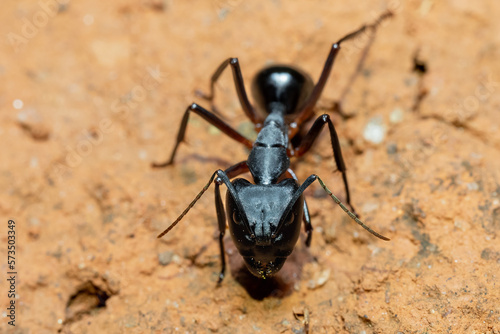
xmin=154 ymin=11 xmax=392 ymax=282
xmin=251 ymin=66 xmax=314 ymax=118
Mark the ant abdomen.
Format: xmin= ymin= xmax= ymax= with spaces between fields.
xmin=251 ymin=65 xmax=314 ymax=118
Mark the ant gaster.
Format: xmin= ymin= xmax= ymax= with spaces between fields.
xmin=154 ymin=11 xmax=392 ymax=282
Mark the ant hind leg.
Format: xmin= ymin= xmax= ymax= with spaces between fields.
xmin=196 ymin=58 xmax=263 ymax=125
xmin=290 ymin=10 xmax=393 ymax=136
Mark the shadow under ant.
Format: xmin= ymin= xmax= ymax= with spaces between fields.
xmin=224 ymin=236 xmax=315 ymax=300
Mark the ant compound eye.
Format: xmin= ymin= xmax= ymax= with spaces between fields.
xmin=284 ymin=211 xmax=295 ymax=226
xmin=232 ymin=210 xmax=243 ymax=225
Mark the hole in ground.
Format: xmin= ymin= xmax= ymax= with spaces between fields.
xmin=64 ymin=281 xmax=112 ymax=325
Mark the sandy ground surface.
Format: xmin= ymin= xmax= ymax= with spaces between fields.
xmin=1 ymin=0 xmax=500 ymax=333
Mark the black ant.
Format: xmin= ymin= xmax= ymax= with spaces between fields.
xmin=153 ymin=11 xmax=392 ymax=283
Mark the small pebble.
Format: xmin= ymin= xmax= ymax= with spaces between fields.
xmin=390 ymin=107 xmax=404 ymax=123
xmin=307 ymin=269 xmax=330 ymax=289
xmin=467 ymin=182 xmax=479 ymax=191
xmin=386 ymin=142 xmax=398 ymax=154
xmin=158 ymin=251 xmax=174 ymax=266
xmin=363 ymin=116 xmax=386 ymax=144
xmin=13 ymin=99 xmax=24 ymax=109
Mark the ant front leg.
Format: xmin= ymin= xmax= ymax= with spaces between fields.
xmin=157 ymin=165 xmax=249 ymax=284
xmin=214 ymin=177 xmax=227 ymax=284
xmin=196 ymin=58 xmax=263 ymax=125
xmin=286 ymin=168 xmax=313 ymax=247
xmin=152 ymin=103 xmax=253 ymax=168
xmin=214 ymin=161 xmax=249 ymax=284
xmin=303 ymin=200 xmax=313 ymax=247
xmin=292 ymin=114 xmax=356 ymax=214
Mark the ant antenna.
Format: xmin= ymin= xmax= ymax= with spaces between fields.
xmin=316 ymin=175 xmax=389 ymax=241
xmin=157 ymin=171 xmax=218 ymax=238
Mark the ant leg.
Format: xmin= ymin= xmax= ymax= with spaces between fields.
xmin=224 ymin=160 xmax=249 ymax=179
xmin=285 ymin=168 xmax=313 ymax=247
xmin=291 ymin=11 xmax=393 ymax=135
xmin=215 ymin=161 xmax=249 ymax=284
xmin=291 ymin=114 xmax=355 ymax=213
xmin=157 ymin=166 xmax=249 ymax=284
xmin=291 ymin=44 xmax=341 ymax=131
xmin=196 ymin=58 xmax=263 ymax=125
xmin=333 ymin=29 xmax=377 ymax=118
xmin=152 ymin=103 xmax=253 ymax=168
xmin=214 ymin=177 xmax=226 ymax=284
xmin=303 ymin=200 xmax=313 ymax=247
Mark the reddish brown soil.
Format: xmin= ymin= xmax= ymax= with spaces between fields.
xmin=2 ymin=0 xmax=500 ymax=333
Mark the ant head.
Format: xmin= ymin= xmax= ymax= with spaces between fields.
xmin=226 ymin=178 xmax=304 ymax=278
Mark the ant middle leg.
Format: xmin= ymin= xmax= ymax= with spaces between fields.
xmin=196 ymin=58 xmax=264 ymax=125
xmin=152 ymin=103 xmax=253 ymax=168
xmin=291 ymin=114 xmax=356 ymax=214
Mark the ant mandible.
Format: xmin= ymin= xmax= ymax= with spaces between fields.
xmin=153 ymin=11 xmax=392 ymax=283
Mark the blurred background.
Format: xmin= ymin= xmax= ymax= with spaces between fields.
xmin=1 ymin=0 xmax=499 ymax=332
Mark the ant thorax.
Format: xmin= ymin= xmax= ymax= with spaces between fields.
xmin=247 ymin=109 xmax=290 ymax=185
